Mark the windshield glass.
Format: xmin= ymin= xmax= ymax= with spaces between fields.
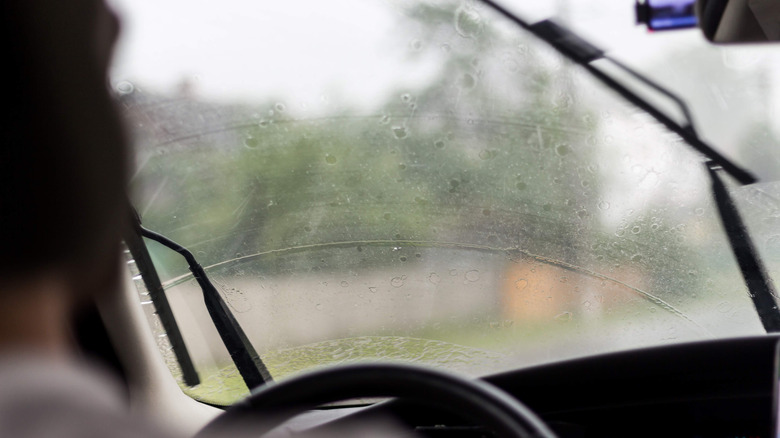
xmin=111 ymin=0 xmax=780 ymax=406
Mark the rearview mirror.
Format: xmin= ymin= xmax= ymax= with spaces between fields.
xmin=697 ymin=0 xmax=780 ymax=43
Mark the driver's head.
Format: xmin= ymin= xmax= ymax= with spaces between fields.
xmin=0 ymin=0 xmax=128 ymax=300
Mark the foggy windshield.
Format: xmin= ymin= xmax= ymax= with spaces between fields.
xmin=113 ymin=0 xmax=780 ymax=406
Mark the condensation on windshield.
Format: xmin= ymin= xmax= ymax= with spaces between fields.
xmin=114 ymin=0 xmax=772 ymax=405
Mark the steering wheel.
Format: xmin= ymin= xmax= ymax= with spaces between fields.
xmin=198 ymin=363 xmax=557 ymax=437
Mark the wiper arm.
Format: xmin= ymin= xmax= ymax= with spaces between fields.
xmin=707 ymin=164 xmax=780 ymax=332
xmin=137 ymin=223 xmax=273 ymax=390
xmin=125 ymin=213 xmax=200 ymax=387
xmin=480 ymin=0 xmax=756 ymax=185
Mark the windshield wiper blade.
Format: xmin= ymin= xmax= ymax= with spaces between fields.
xmin=138 ymin=224 xmax=273 ymax=390
xmin=480 ymin=0 xmax=757 ymax=185
xmin=707 ymin=164 xmax=780 ymax=332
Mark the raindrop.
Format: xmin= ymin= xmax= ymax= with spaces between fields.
xmin=479 ymin=149 xmax=497 ymax=160
xmin=694 ymin=208 xmax=704 ymax=216
xmin=454 ymin=6 xmax=484 ymax=38
xmin=631 ymin=225 xmax=641 ymax=234
xmin=392 ymin=126 xmax=408 ymax=139
xmin=460 ymin=73 xmax=477 ymax=89
xmin=340 ymin=281 xmax=349 ymax=287
xmin=465 ymin=270 xmax=480 ymax=282
xmin=434 ymin=140 xmax=445 ymax=149
xmin=559 ymin=276 xmax=568 ymax=283
xmin=380 ymin=115 xmax=391 ymax=124
xmin=401 ymin=93 xmax=411 ymax=102
xmin=274 ymin=102 xmax=286 ymax=112
xmin=384 ymin=213 xmax=392 ymax=220
xmin=325 ymin=154 xmax=338 ymax=164
xmin=400 ymin=256 xmax=407 ymax=262
xmin=554 ymin=311 xmax=572 ymax=321
xmin=244 ymin=136 xmax=259 ymax=149
xmin=315 ymin=303 xmax=323 ymax=311
xmin=304 ymin=225 xmax=312 ymax=232
xmin=369 ymin=287 xmax=378 ymax=294
xmin=115 ymin=81 xmax=134 ymax=95
xmin=258 ymin=119 xmax=270 ymax=127
xmin=631 ymin=254 xmax=643 ymax=263
xmin=598 ymin=201 xmax=610 ymax=210
xmin=409 ymin=39 xmax=423 ymax=51
xmin=391 ymin=276 xmax=405 ymax=287
xmin=482 ymin=209 xmax=491 ymax=216
xmin=514 ymin=279 xmax=528 ymax=290
xmin=555 ymin=144 xmax=572 ymax=156
xmin=516 ymin=182 xmax=527 ymax=190
xmin=428 ymin=273 xmax=441 ymax=284
xmin=449 ymin=269 xmax=459 ymax=276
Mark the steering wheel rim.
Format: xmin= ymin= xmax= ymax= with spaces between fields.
xmin=198 ymin=363 xmax=557 ymax=438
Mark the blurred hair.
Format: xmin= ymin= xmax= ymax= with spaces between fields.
xmin=0 ymin=0 xmax=128 ymax=281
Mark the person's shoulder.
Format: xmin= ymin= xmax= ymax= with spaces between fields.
xmin=0 ymin=353 xmax=182 ymax=438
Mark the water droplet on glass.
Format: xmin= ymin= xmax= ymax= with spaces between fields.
xmin=598 ymin=201 xmax=610 ymax=210
xmin=409 ymin=39 xmax=423 ymax=51
xmin=428 ymin=273 xmax=441 ymax=284
xmin=315 ymin=303 xmax=323 ymax=311
xmin=434 ymin=139 xmax=445 ymax=149
xmin=400 ymin=256 xmax=407 ymax=262
xmin=479 ymin=149 xmax=497 ymax=160
xmin=694 ymin=208 xmax=704 ymax=216
xmin=449 ymin=269 xmax=459 ymax=276
xmin=244 ymin=136 xmax=259 ymax=149
xmin=304 ymin=225 xmax=312 ymax=232
xmin=465 ymin=270 xmax=480 ymax=282
xmin=391 ymin=276 xmax=405 ymax=287
xmin=116 ymin=81 xmax=134 ymax=95
xmin=368 ymin=287 xmax=378 ymax=294
xmin=554 ymin=311 xmax=572 ymax=321
xmin=482 ymin=209 xmax=491 ymax=216
xmin=401 ymin=93 xmax=411 ymax=102
xmin=454 ymin=6 xmax=483 ymax=38
xmin=380 ymin=115 xmax=391 ymax=124
xmin=555 ymin=144 xmax=571 ymax=156
xmin=460 ymin=73 xmax=476 ymax=89
xmin=631 ymin=254 xmax=643 ymax=263
xmin=392 ymin=126 xmax=408 ymax=139
xmin=631 ymin=225 xmax=641 ymax=234
xmin=325 ymin=154 xmax=337 ymax=164
xmin=514 ymin=279 xmax=528 ymax=290
xmin=340 ymin=281 xmax=349 ymax=287
xmin=274 ymin=102 xmax=286 ymax=112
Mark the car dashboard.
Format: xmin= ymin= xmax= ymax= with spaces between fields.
xmin=303 ymin=336 xmax=779 ymax=438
